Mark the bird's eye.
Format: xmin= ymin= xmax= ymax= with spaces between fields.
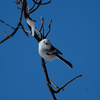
xmin=43 ymin=41 xmax=45 ymax=43
xmin=43 ymin=41 xmax=48 ymax=45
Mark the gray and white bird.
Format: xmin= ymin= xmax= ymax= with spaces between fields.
xmin=23 ymin=1 xmax=36 ymax=36
xmin=39 ymin=39 xmax=73 ymax=68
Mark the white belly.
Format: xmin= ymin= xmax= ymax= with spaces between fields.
xmin=39 ymin=49 xmax=56 ymax=61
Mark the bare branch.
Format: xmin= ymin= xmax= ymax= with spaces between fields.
xmin=41 ymin=58 xmax=57 ymax=100
xmin=39 ymin=17 xmax=44 ymax=32
xmin=0 ymin=0 xmax=24 ymax=44
xmin=50 ymin=80 xmax=65 ymax=91
xmin=30 ymin=0 xmax=42 ymax=13
xmin=29 ymin=0 xmax=37 ymax=11
xmin=60 ymin=74 xmax=82 ymax=90
xmin=44 ymin=19 xmax=52 ymax=38
xmin=33 ymin=0 xmax=51 ymax=5
xmin=20 ymin=24 xmax=29 ymax=37
xmin=20 ymin=28 xmax=42 ymax=42
xmin=30 ymin=0 xmax=51 ymax=13
xmin=34 ymin=32 xmax=41 ymax=42
xmin=35 ymin=28 xmax=42 ymax=39
xmin=14 ymin=0 xmax=22 ymax=5
xmin=4 ymin=31 xmax=9 ymax=38
xmin=20 ymin=28 xmax=31 ymax=34
xmin=0 ymin=19 xmax=15 ymax=30
xmin=17 ymin=7 xmax=21 ymax=10
xmin=42 ymin=27 xmax=44 ymax=39
xmin=54 ymin=74 xmax=83 ymax=93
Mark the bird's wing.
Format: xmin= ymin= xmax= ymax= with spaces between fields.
xmin=56 ymin=54 xmax=73 ymax=68
xmin=51 ymin=45 xmax=63 ymax=55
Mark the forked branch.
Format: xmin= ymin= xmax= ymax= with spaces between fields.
xmin=29 ymin=0 xmax=37 ymax=11
xmin=44 ymin=19 xmax=52 ymax=38
xmin=50 ymin=75 xmax=83 ymax=93
xmin=30 ymin=0 xmax=51 ymax=13
xmin=33 ymin=0 xmax=51 ymax=5
xmin=41 ymin=58 xmax=57 ymax=100
xmin=0 ymin=19 xmax=15 ymax=30
xmin=0 ymin=2 xmax=24 ymax=44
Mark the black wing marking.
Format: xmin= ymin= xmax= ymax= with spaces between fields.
xmin=51 ymin=45 xmax=63 ymax=55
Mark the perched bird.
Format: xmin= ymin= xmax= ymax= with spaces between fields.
xmin=25 ymin=17 xmax=36 ymax=36
xmin=39 ymin=39 xmax=73 ymax=68
xmin=23 ymin=1 xmax=36 ymax=36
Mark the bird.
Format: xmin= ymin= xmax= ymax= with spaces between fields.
xmin=23 ymin=0 xmax=36 ymax=36
xmin=39 ymin=39 xmax=73 ymax=68
xmin=25 ymin=17 xmax=36 ymax=36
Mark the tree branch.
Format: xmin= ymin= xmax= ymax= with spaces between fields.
xmin=41 ymin=58 xmax=57 ymax=100
xmin=0 ymin=2 xmax=24 ymax=44
xmin=0 ymin=19 xmax=15 ymax=30
xmin=50 ymin=80 xmax=65 ymax=91
xmin=30 ymin=0 xmax=51 ymax=13
xmin=29 ymin=0 xmax=37 ymax=11
xmin=20 ymin=24 xmax=29 ymax=37
xmin=44 ymin=19 xmax=52 ymax=38
xmin=53 ymin=74 xmax=83 ymax=93
xmin=39 ymin=17 xmax=44 ymax=32
xmin=30 ymin=0 xmax=42 ymax=13
xmin=35 ymin=28 xmax=42 ymax=39
xmin=33 ymin=0 xmax=51 ymax=5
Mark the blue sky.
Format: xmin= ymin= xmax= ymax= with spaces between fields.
xmin=0 ymin=0 xmax=100 ymax=100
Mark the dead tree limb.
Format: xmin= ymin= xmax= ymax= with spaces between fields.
xmin=33 ymin=0 xmax=51 ymax=5
xmin=29 ymin=0 xmax=37 ymax=11
xmin=30 ymin=0 xmax=51 ymax=14
xmin=30 ymin=0 xmax=42 ymax=13
xmin=0 ymin=0 xmax=24 ymax=44
xmin=41 ymin=58 xmax=57 ymax=100
xmin=0 ymin=19 xmax=15 ymax=30
xmin=39 ymin=17 xmax=44 ymax=32
xmin=50 ymin=74 xmax=83 ymax=93
xmin=44 ymin=19 xmax=52 ymax=38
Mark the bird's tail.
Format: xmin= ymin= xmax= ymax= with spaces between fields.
xmin=56 ymin=55 xmax=73 ymax=68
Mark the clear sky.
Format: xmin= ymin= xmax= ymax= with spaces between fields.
xmin=0 ymin=0 xmax=100 ymax=100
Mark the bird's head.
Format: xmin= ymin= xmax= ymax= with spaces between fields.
xmin=39 ymin=39 xmax=51 ymax=50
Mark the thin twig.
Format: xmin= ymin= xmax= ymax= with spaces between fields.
xmin=17 ymin=7 xmax=21 ymax=10
xmin=14 ymin=0 xmax=22 ymax=5
xmin=35 ymin=28 xmax=42 ymax=39
xmin=33 ymin=0 xmax=51 ymax=5
xmin=41 ymin=58 xmax=57 ymax=100
xmin=44 ymin=19 xmax=52 ymax=38
xmin=0 ymin=19 xmax=15 ymax=30
xmin=20 ymin=28 xmax=31 ymax=34
xmin=34 ymin=32 xmax=41 ymax=42
xmin=50 ymin=80 xmax=65 ymax=91
xmin=20 ymin=24 xmax=29 ymax=37
xmin=54 ymin=74 xmax=83 ymax=93
xmin=30 ymin=0 xmax=42 ymax=13
xmin=61 ymin=75 xmax=83 ymax=90
xmin=42 ymin=27 xmax=44 ymax=39
xmin=29 ymin=0 xmax=37 ymax=11
xmin=39 ymin=17 xmax=44 ymax=32
xmin=0 ymin=0 xmax=24 ymax=44
xmin=4 ymin=31 xmax=8 ymax=37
